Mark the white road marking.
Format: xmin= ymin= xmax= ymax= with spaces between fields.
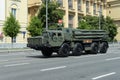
xmin=92 ymin=72 xmax=116 ymax=80
xmin=106 ymin=57 xmax=120 ymax=61
xmin=4 ymin=63 xmax=30 ymax=67
xmin=40 ymin=66 xmax=66 ymax=71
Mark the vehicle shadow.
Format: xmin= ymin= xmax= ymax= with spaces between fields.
xmin=26 ymin=54 xmax=66 ymax=59
xmin=26 ymin=52 xmax=97 ymax=59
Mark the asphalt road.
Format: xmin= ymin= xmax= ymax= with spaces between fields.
xmin=0 ymin=44 xmax=120 ymax=80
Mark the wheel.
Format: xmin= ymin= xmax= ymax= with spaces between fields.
xmin=58 ymin=43 xmax=70 ymax=57
xmin=72 ymin=43 xmax=83 ymax=56
xmin=90 ymin=42 xmax=98 ymax=54
xmin=99 ymin=42 xmax=108 ymax=53
xmin=41 ymin=48 xmax=52 ymax=57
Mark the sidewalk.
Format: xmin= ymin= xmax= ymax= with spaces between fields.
xmin=0 ymin=43 xmax=119 ymax=53
xmin=0 ymin=48 xmax=34 ymax=53
xmin=0 ymin=43 xmax=34 ymax=53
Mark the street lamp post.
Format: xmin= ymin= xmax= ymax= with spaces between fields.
xmin=98 ymin=9 xmax=102 ymax=30
xmin=46 ymin=0 xmax=48 ymax=30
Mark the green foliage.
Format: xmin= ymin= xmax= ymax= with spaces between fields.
xmin=78 ymin=20 xmax=93 ymax=30
xmin=27 ymin=16 xmax=43 ymax=37
xmin=78 ymin=15 xmax=118 ymax=41
xmin=3 ymin=13 xmax=20 ymax=43
xmin=38 ymin=1 xmax=65 ymax=29
xmin=103 ymin=16 xmax=118 ymax=41
xmin=84 ymin=16 xmax=99 ymax=29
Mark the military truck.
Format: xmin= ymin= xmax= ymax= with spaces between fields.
xmin=27 ymin=28 xmax=109 ymax=57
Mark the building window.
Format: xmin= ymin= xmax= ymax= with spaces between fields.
xmin=68 ymin=0 xmax=73 ymax=9
xmin=69 ymin=14 xmax=74 ymax=28
xmin=20 ymin=31 xmax=26 ymax=39
xmin=93 ymin=3 xmax=96 ymax=15
xmin=11 ymin=8 xmax=16 ymax=18
xmin=57 ymin=0 xmax=63 ymax=7
xmin=86 ymin=1 xmax=89 ymax=13
xmin=78 ymin=0 xmax=82 ymax=11
xmin=108 ymin=4 xmax=111 ymax=7
xmin=11 ymin=8 xmax=17 ymax=43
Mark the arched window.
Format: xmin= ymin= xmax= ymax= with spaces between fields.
xmin=11 ymin=8 xmax=16 ymax=18
xmin=10 ymin=4 xmax=18 ymax=18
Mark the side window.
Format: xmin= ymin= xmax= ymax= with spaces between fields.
xmin=49 ymin=32 xmax=56 ymax=39
xmin=58 ymin=33 xmax=63 ymax=41
xmin=52 ymin=33 xmax=56 ymax=36
xmin=49 ymin=32 xmax=56 ymax=37
xmin=52 ymin=33 xmax=57 ymax=41
xmin=58 ymin=33 xmax=62 ymax=36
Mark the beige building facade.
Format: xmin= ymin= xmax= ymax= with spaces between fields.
xmin=0 ymin=0 xmax=28 ymax=43
xmin=28 ymin=0 xmax=107 ymax=28
xmin=28 ymin=0 xmax=42 ymax=22
xmin=57 ymin=0 xmax=107 ymax=28
xmin=0 ymin=0 xmax=108 ymax=43
xmin=107 ymin=0 xmax=120 ymax=41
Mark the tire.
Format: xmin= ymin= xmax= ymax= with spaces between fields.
xmin=72 ymin=43 xmax=83 ymax=56
xmin=99 ymin=42 xmax=108 ymax=53
xmin=90 ymin=42 xmax=98 ymax=54
xmin=58 ymin=43 xmax=70 ymax=57
xmin=41 ymin=48 xmax=52 ymax=57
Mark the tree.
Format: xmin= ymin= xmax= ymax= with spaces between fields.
xmin=103 ymin=16 xmax=118 ymax=41
xmin=78 ymin=20 xmax=92 ymax=30
xmin=78 ymin=16 xmax=118 ymax=41
xmin=27 ymin=16 xmax=43 ymax=37
xmin=78 ymin=16 xmax=99 ymax=30
xmin=3 ymin=13 xmax=20 ymax=43
xmin=84 ymin=16 xmax=99 ymax=29
xmin=38 ymin=1 xmax=65 ymax=29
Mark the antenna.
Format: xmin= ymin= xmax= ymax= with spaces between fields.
xmin=46 ymin=0 xmax=48 ymax=30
